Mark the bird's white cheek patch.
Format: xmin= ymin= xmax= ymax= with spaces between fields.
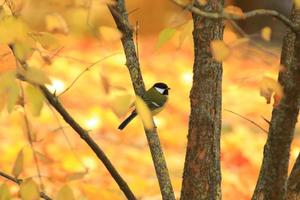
xmin=155 ymin=87 xmax=165 ymax=94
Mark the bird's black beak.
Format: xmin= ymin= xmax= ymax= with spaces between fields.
xmin=167 ymin=87 xmax=171 ymax=90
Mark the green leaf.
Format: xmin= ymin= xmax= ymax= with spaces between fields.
xmin=13 ymin=42 xmax=34 ymax=61
xmin=0 ymin=183 xmax=11 ymax=200
xmin=25 ymin=85 xmax=44 ymax=116
xmin=11 ymin=149 xmax=24 ymax=178
xmin=19 ymin=179 xmax=39 ymax=200
xmin=55 ymin=185 xmax=75 ymax=200
xmin=157 ymin=28 xmax=176 ymax=49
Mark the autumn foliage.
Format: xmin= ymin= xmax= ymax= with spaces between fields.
xmin=0 ymin=0 xmax=299 ymax=200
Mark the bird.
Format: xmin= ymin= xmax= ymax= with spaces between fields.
xmin=118 ymin=82 xmax=170 ymax=130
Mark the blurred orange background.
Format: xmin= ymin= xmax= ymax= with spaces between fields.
xmin=0 ymin=0 xmax=299 ymax=199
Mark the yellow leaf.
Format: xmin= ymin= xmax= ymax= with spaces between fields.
xmin=294 ymin=0 xmax=300 ymax=9
xmin=210 ymin=40 xmax=230 ymax=62
xmin=0 ymin=71 xmax=20 ymax=112
xmin=25 ymin=85 xmax=44 ymax=117
xmin=13 ymin=42 xmax=34 ymax=61
xmin=55 ymin=185 xmax=75 ymax=200
xmin=0 ymin=183 xmax=11 ymax=200
xmin=0 ymin=16 xmax=29 ymax=44
xmin=19 ymin=179 xmax=39 ymax=200
xmin=157 ymin=28 xmax=176 ymax=48
xmin=109 ymin=92 xmax=134 ymax=117
xmin=261 ymin=26 xmax=272 ymax=41
xmin=98 ymin=26 xmax=122 ymax=42
xmin=259 ymin=76 xmax=283 ymax=107
xmin=224 ymin=5 xmax=245 ymax=18
xmin=67 ymin=170 xmax=88 ymax=181
xmin=11 ymin=149 xmax=23 ymax=178
xmin=31 ymin=32 xmax=60 ymax=51
xmin=135 ymin=96 xmax=154 ymax=130
xmin=197 ymin=0 xmax=207 ymax=6
xmin=20 ymin=67 xmax=51 ymax=85
xmin=45 ymin=13 xmax=69 ymax=34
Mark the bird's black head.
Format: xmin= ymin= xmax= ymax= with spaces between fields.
xmin=153 ymin=82 xmax=170 ymax=95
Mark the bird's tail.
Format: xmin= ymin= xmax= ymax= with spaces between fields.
xmin=118 ymin=112 xmax=137 ymax=130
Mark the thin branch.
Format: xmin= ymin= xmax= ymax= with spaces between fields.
xmin=0 ymin=171 xmax=52 ymax=200
xmin=39 ymin=86 xmax=137 ymax=200
xmin=19 ymin=84 xmax=45 ymax=191
xmin=9 ymin=46 xmax=136 ymax=200
xmin=108 ymin=1 xmax=175 ymax=200
xmin=59 ymin=52 xmax=121 ymax=96
xmin=224 ymin=109 xmax=268 ymax=133
xmin=171 ymin=0 xmax=299 ymax=33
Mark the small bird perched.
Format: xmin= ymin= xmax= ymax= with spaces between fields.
xmin=118 ymin=82 xmax=170 ymax=130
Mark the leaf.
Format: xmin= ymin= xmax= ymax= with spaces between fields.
xmin=261 ymin=26 xmax=272 ymax=41
xmin=210 ymin=40 xmax=230 ymax=62
xmin=0 ymin=71 xmax=20 ymax=112
xmin=25 ymin=85 xmax=44 ymax=117
xmin=0 ymin=183 xmax=11 ymax=200
xmin=98 ymin=26 xmax=122 ymax=42
xmin=20 ymin=67 xmax=51 ymax=85
xmin=19 ymin=179 xmax=39 ymax=200
xmin=295 ymin=0 xmax=300 ymax=9
xmin=55 ymin=185 xmax=75 ymax=200
xmin=67 ymin=170 xmax=88 ymax=181
xmin=11 ymin=149 xmax=24 ymax=178
xmin=31 ymin=32 xmax=60 ymax=51
xmin=157 ymin=28 xmax=176 ymax=48
xmin=259 ymin=76 xmax=283 ymax=107
xmin=224 ymin=5 xmax=245 ymax=18
xmin=45 ymin=13 xmax=69 ymax=34
xmin=109 ymin=92 xmax=134 ymax=117
xmin=13 ymin=42 xmax=34 ymax=61
xmin=0 ymin=16 xmax=29 ymax=44
xmin=135 ymin=96 xmax=154 ymax=130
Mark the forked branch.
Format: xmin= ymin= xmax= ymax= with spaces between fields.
xmin=171 ymin=0 xmax=299 ymax=33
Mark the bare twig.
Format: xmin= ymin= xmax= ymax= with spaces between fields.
xmin=59 ymin=52 xmax=121 ymax=96
xmin=39 ymin=86 xmax=137 ymax=200
xmin=108 ymin=1 xmax=175 ymax=200
xmin=0 ymin=171 xmax=52 ymax=200
xmin=171 ymin=0 xmax=299 ymax=33
xmin=225 ymin=109 xmax=268 ymax=133
xmin=9 ymin=46 xmax=136 ymax=200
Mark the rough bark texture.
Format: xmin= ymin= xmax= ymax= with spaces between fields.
xmin=108 ymin=1 xmax=175 ymax=200
xmin=180 ymin=1 xmax=224 ymax=200
xmin=252 ymin=7 xmax=300 ymax=200
xmin=287 ymin=153 xmax=300 ymax=200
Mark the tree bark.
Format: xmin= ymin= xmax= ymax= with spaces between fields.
xmin=252 ymin=7 xmax=300 ymax=200
xmin=286 ymin=153 xmax=300 ymax=200
xmin=180 ymin=1 xmax=224 ymax=200
xmin=108 ymin=1 xmax=175 ymax=200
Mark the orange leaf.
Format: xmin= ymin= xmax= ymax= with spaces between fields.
xmin=259 ymin=76 xmax=283 ymax=107
xmin=294 ymin=0 xmax=300 ymax=9
xmin=45 ymin=13 xmax=69 ymax=34
xmin=197 ymin=0 xmax=207 ymax=6
xmin=210 ymin=40 xmax=230 ymax=62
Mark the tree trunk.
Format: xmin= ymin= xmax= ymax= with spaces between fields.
xmin=286 ymin=153 xmax=300 ymax=200
xmin=180 ymin=1 xmax=224 ymax=200
xmin=252 ymin=7 xmax=300 ymax=200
